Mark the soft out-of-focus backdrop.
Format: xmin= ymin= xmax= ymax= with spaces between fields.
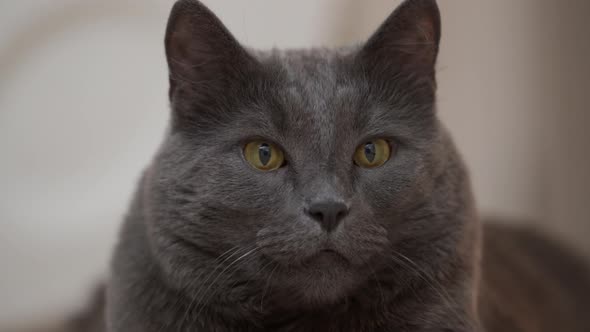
xmin=1 ymin=0 xmax=589 ymax=328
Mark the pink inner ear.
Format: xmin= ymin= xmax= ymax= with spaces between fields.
xmin=394 ymin=7 xmax=439 ymax=59
xmin=404 ymin=17 xmax=438 ymax=63
xmin=166 ymin=12 xmax=201 ymax=70
xmin=360 ymin=0 xmax=440 ymax=73
xmin=416 ymin=15 xmax=437 ymax=44
xmin=169 ymin=29 xmax=191 ymax=64
xmin=165 ymin=1 xmax=239 ymax=73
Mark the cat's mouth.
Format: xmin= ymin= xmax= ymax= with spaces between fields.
xmin=318 ymin=248 xmax=348 ymax=261
xmin=303 ymin=248 xmax=350 ymax=267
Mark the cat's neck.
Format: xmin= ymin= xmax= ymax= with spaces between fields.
xmin=108 ymin=218 xmax=476 ymax=331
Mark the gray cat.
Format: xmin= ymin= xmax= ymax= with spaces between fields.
xmin=98 ymin=0 xmax=590 ymax=331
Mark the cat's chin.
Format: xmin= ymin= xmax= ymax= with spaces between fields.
xmin=274 ymin=250 xmax=361 ymax=307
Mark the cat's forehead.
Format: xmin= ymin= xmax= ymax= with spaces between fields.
xmin=254 ymin=48 xmax=362 ymax=129
xmin=269 ymin=48 xmax=346 ymax=79
xmin=260 ymin=47 xmax=355 ymax=91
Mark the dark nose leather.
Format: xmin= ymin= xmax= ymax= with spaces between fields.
xmin=306 ymin=201 xmax=349 ymax=232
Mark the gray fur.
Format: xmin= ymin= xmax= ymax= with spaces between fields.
xmin=107 ymin=0 xmax=481 ymax=331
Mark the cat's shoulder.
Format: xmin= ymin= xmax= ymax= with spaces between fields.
xmin=479 ymin=220 xmax=590 ymax=332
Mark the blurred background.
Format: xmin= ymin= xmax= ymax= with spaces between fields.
xmin=1 ymin=0 xmax=589 ymax=329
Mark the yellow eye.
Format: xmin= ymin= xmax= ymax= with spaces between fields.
xmin=243 ymin=141 xmax=285 ymax=171
xmin=353 ymin=138 xmax=391 ymax=168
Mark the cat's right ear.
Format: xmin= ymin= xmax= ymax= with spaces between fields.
xmin=165 ymin=0 xmax=258 ymax=113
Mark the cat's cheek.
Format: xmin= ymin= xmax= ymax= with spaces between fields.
xmin=363 ymin=151 xmax=435 ymax=211
xmin=358 ymin=175 xmax=421 ymax=213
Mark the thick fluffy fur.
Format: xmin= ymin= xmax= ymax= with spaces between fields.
xmin=100 ymin=1 xmax=590 ymax=332
xmin=479 ymin=223 xmax=590 ymax=332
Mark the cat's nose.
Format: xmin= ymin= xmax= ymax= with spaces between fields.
xmin=306 ymin=201 xmax=349 ymax=232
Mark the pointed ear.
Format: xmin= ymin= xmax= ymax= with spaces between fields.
xmin=164 ymin=0 xmax=258 ymax=106
xmin=358 ymin=0 xmax=441 ymax=83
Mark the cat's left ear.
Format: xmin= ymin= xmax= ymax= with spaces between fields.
xmin=358 ymin=0 xmax=441 ymax=83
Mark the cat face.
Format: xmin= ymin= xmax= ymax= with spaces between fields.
xmin=145 ymin=0 xmax=473 ymax=310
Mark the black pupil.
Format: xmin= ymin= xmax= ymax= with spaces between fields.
xmin=364 ymin=142 xmax=376 ymax=163
xmin=258 ymin=143 xmax=272 ymax=166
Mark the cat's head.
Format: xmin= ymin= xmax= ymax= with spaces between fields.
xmin=145 ymin=0 xmax=478 ymax=311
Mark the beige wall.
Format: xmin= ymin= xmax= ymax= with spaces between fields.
xmin=0 ymin=0 xmax=588 ymax=328
xmin=440 ymin=1 xmax=590 ymax=253
xmin=535 ymin=1 xmax=590 ymax=251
